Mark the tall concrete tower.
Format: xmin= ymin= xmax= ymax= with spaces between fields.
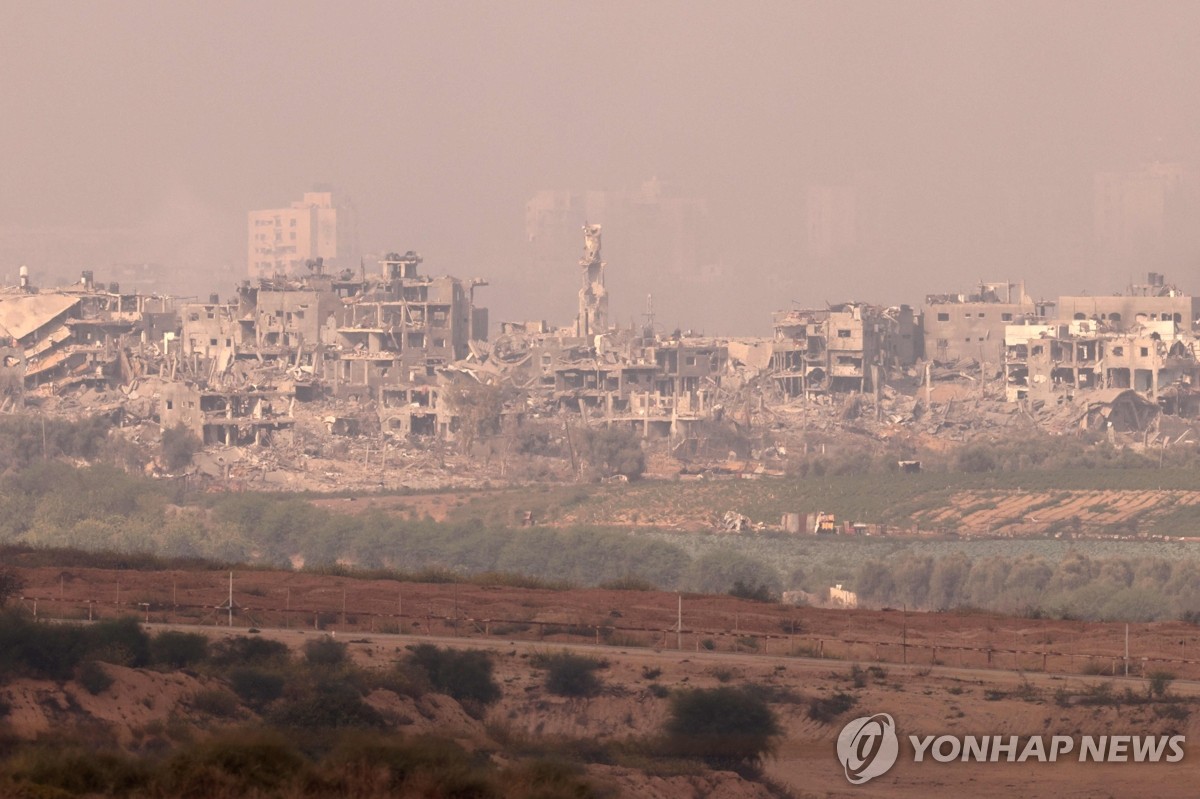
xmin=577 ymin=223 xmax=608 ymax=338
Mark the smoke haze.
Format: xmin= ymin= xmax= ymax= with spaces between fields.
xmin=3 ymin=1 xmax=1199 ymax=331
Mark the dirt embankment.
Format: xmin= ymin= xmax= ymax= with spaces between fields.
xmin=5 ymin=622 xmax=1200 ymax=798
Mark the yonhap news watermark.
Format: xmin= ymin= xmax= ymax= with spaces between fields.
xmin=836 ymin=713 xmax=1185 ymax=785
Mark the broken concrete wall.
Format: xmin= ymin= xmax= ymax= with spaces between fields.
xmin=1057 ymin=293 xmax=1200 ymax=332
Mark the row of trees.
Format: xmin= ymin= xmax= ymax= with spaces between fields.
xmin=6 ymin=457 xmax=1200 ymax=620
xmin=852 ymin=551 xmax=1200 ymax=621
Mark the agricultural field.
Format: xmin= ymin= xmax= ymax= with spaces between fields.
xmin=441 ymin=467 xmax=1200 ymax=536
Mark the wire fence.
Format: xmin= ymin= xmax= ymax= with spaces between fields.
xmin=15 ymin=582 xmax=1200 ymax=681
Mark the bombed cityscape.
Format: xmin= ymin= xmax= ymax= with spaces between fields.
xmin=5 ymin=4 xmax=1200 ymax=799
xmin=4 ymin=208 xmax=1200 ymax=520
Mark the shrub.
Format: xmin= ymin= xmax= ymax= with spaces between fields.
xmin=161 ymin=423 xmax=201 ymax=472
xmin=3 ymin=745 xmax=149 ymax=795
xmin=191 ymin=688 xmax=239 ymax=718
xmin=268 ymin=681 xmax=385 ymax=729
xmin=87 ymin=616 xmax=151 ymax=667
xmin=686 ymin=551 xmax=781 ymax=596
xmin=808 ymin=692 xmax=857 ymax=723
xmin=1148 ymin=670 xmax=1176 ymax=700
xmin=151 ymin=631 xmax=209 ymax=668
xmin=581 ymin=427 xmax=645 ymax=480
xmin=0 ymin=609 xmax=87 ymax=681
xmin=956 ymin=446 xmax=997 ymax=473
xmin=1155 ymin=703 xmax=1190 ymax=721
xmin=729 ymin=581 xmax=774 ymax=602
xmin=303 ymin=636 xmax=348 ymax=667
xmin=404 ymin=644 xmax=500 ymax=711
xmin=78 ymin=660 xmax=114 ymax=695
xmin=663 ymin=686 xmax=781 ymax=773
xmin=532 ymin=651 xmax=607 ymax=698
xmin=501 ymin=758 xmax=595 ymax=799
xmin=160 ymin=731 xmax=304 ymax=795
xmin=0 ymin=568 xmax=24 ymax=607
xmin=228 ymin=668 xmax=285 ymax=709
xmin=324 ymin=734 xmax=497 ymax=797
xmin=209 ymin=636 xmax=290 ymax=668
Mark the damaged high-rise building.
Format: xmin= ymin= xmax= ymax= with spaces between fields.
xmin=576 ymin=224 xmax=608 ymax=339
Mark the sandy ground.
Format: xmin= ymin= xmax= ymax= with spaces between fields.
xmin=7 ymin=563 xmax=1200 ymax=796
xmin=6 ymin=619 xmax=1198 ymax=798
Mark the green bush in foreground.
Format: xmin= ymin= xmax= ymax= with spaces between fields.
xmin=532 ymin=651 xmax=608 ymax=698
xmin=228 ymin=668 xmax=285 ymax=709
xmin=267 ymin=680 xmax=385 ymax=730
xmin=405 ymin=644 xmax=501 ymax=713
xmin=663 ymin=686 xmax=781 ymax=773
xmin=151 ymin=631 xmax=209 ymax=668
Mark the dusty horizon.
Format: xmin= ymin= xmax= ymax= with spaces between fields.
xmin=4 ymin=1 xmax=1199 ymax=334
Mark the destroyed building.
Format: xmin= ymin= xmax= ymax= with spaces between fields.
xmin=159 ymin=380 xmax=295 ymax=446
xmin=176 ymin=251 xmax=489 ymax=444
xmin=1004 ymin=319 xmax=1200 ymax=403
xmin=324 ymin=251 xmax=488 ymax=391
xmin=999 ymin=275 xmax=1200 ymax=414
xmin=9 ymin=203 xmax=1200 ymax=496
xmin=1056 ymin=272 xmax=1200 ymax=331
xmin=0 ymin=269 xmax=174 ymax=394
xmin=923 ymin=281 xmax=1054 ymax=365
xmin=770 ymin=303 xmax=917 ymax=397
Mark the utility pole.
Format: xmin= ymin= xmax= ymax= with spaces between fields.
xmin=1125 ymin=624 xmax=1129 ymax=677
xmin=677 ymin=593 xmax=682 ymax=650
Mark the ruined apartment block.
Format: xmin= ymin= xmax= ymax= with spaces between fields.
xmin=1003 ymin=274 xmax=1200 ymax=407
xmin=1056 ymin=273 xmax=1200 ymax=331
xmin=177 ymin=251 xmax=489 ymax=444
xmin=323 ymin=251 xmax=488 ymax=393
xmin=10 ymin=210 xmax=1200 ymax=469
xmin=770 ymin=303 xmax=917 ymax=398
xmin=923 ymin=281 xmax=1054 ymax=365
xmin=0 ymin=270 xmax=174 ymax=392
xmin=159 ymin=381 xmax=295 ymax=446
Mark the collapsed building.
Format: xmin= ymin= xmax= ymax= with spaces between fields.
xmin=168 ymin=253 xmax=490 ymax=443
xmin=4 ymin=209 xmax=1200 ymax=485
xmin=480 ymin=226 xmax=735 ymax=445
xmin=1004 ymin=318 xmax=1200 ymax=401
xmin=0 ymin=268 xmax=174 ymax=402
xmin=770 ymin=303 xmax=918 ymax=397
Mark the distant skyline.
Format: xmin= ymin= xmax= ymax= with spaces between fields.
xmin=4 ymin=1 xmax=1200 ymax=333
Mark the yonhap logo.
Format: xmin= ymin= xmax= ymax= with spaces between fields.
xmin=835 ymin=711 xmax=1185 ymax=785
xmin=837 ymin=713 xmax=899 ymax=784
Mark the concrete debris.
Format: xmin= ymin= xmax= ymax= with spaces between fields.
xmin=2 ymin=248 xmax=1198 ymax=493
xmin=719 ymin=510 xmax=761 ymax=533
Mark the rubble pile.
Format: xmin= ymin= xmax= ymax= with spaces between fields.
xmin=1 ymin=235 xmax=1197 ymax=490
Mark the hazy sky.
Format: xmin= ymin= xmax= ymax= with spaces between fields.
xmin=3 ymin=2 xmax=1199 ymax=332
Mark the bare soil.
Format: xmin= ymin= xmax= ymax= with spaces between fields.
xmin=10 ymin=565 xmax=1200 ymax=797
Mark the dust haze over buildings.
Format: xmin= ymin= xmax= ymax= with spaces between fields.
xmin=3 ymin=2 xmax=1200 ymax=333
